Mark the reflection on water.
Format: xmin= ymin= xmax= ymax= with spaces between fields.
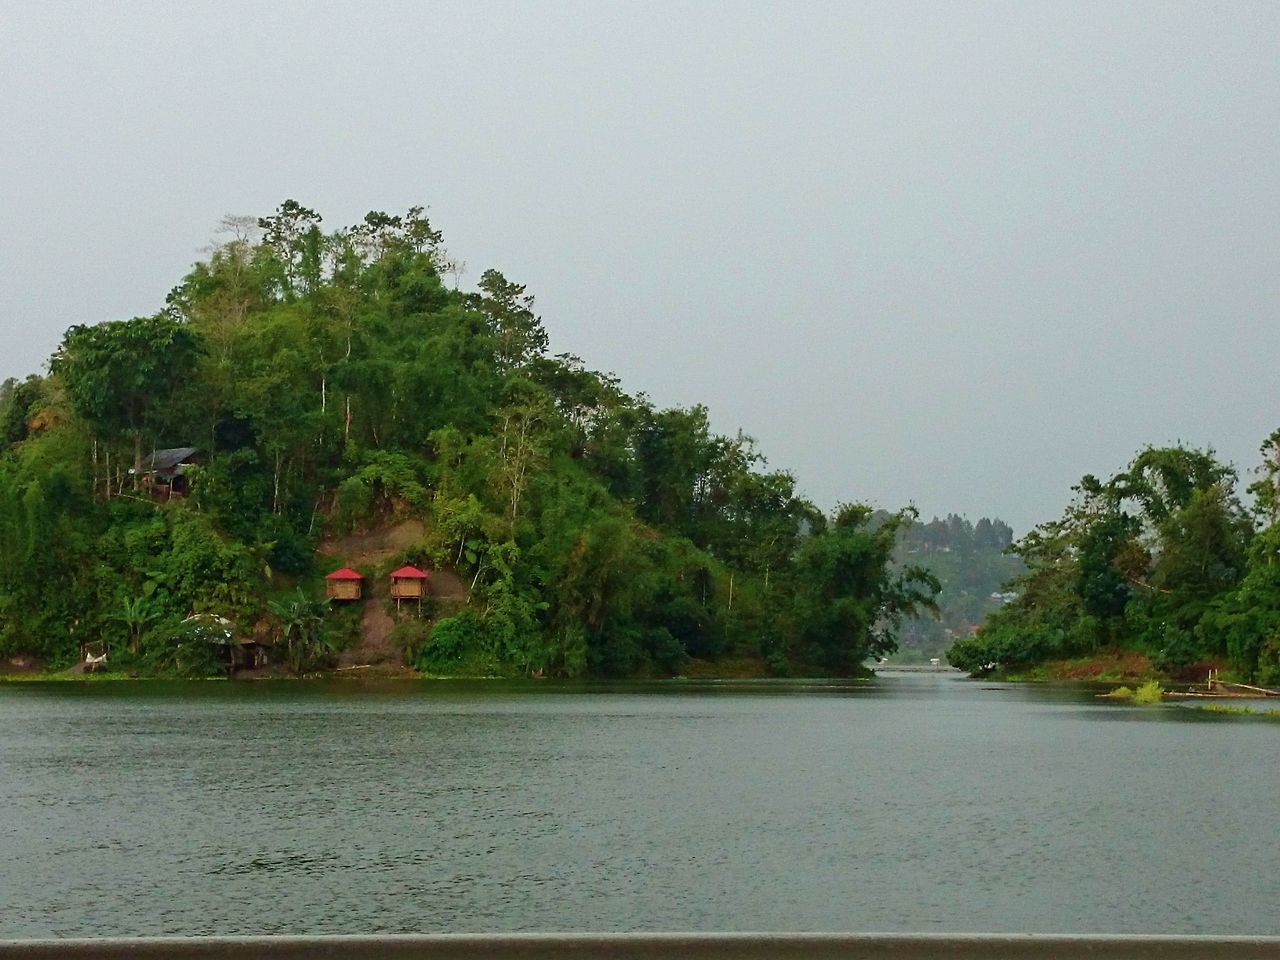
xmin=0 ymin=673 xmax=1276 ymax=937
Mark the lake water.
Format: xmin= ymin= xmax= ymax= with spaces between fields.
xmin=0 ymin=671 xmax=1276 ymax=938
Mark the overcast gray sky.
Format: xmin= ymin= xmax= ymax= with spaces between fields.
xmin=3 ymin=1 xmax=1278 ymax=531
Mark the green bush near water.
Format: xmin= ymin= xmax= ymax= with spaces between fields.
xmin=948 ymin=441 xmax=1280 ymax=685
xmin=1102 ymin=685 xmax=1134 ymax=700
xmin=1101 ymin=680 xmax=1163 ymax=704
xmin=1131 ymin=680 xmax=1164 ymax=704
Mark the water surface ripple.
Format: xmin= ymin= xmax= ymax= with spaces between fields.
xmin=0 ymin=673 xmax=1275 ymax=937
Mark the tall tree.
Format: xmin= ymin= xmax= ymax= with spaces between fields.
xmin=52 ymin=314 xmax=200 ymax=482
xmin=470 ymin=269 xmax=548 ymax=370
xmin=789 ymin=505 xmax=939 ymax=670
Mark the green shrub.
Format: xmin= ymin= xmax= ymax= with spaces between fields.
xmin=389 ymin=620 xmax=432 ymax=666
xmin=336 ymin=476 xmax=374 ymax=532
xmin=414 ymin=611 xmax=487 ymax=673
xmin=267 ymin=588 xmax=336 ymax=672
xmin=142 ymin=614 xmax=233 ymax=678
xmin=1132 ymin=679 xmax=1165 ymax=704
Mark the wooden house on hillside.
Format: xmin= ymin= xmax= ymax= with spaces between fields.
xmin=390 ymin=565 xmax=429 ymax=611
xmin=141 ymin=447 xmax=200 ymax=497
xmin=390 ymin=565 xmax=429 ymax=598
xmin=325 ymin=567 xmax=365 ymax=601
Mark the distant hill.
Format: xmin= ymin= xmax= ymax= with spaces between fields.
xmin=886 ymin=514 xmax=1023 ymax=663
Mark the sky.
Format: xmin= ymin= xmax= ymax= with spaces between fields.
xmin=2 ymin=1 xmax=1278 ymax=532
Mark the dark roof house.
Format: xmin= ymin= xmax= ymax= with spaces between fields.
xmin=141 ymin=447 xmax=200 ymax=497
xmin=146 ymin=447 xmax=200 ymax=472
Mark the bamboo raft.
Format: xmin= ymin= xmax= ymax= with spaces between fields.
xmin=1164 ymin=670 xmax=1280 ymax=700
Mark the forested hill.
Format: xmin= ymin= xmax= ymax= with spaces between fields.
xmin=948 ymin=442 xmax=1280 ymax=685
xmin=890 ymin=514 xmax=1022 ymax=662
xmin=0 ymin=201 xmax=939 ymax=678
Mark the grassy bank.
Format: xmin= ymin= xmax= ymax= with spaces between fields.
xmin=995 ymin=651 xmax=1157 ymax=683
xmin=988 ymin=649 xmax=1237 ymax=685
xmin=1198 ymin=704 xmax=1280 ymax=720
xmin=0 ymin=671 xmax=227 ymax=683
xmin=0 ymin=656 xmax=793 ymax=683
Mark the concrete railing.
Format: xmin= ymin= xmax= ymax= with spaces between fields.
xmin=1 ymin=933 xmax=1279 ymax=960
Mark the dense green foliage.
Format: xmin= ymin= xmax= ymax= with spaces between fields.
xmin=0 ymin=202 xmax=937 ymax=677
xmin=948 ymin=440 xmax=1280 ymax=684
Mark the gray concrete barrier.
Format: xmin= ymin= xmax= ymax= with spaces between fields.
xmin=1 ymin=933 xmax=1279 ymax=960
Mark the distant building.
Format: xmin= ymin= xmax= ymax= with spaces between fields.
xmin=390 ymin=565 xmax=430 ymax=611
xmin=324 ymin=567 xmax=365 ymax=601
xmin=140 ymin=447 xmax=200 ymax=497
xmin=390 ymin=565 xmax=429 ymax=598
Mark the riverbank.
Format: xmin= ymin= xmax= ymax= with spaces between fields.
xmin=2 ymin=648 xmax=864 ymax=683
xmin=987 ymin=650 xmax=1238 ymax=685
xmin=994 ymin=650 xmax=1156 ymax=682
xmin=980 ymin=653 xmax=1280 ymax=719
xmin=1199 ymin=703 xmax=1280 ymax=720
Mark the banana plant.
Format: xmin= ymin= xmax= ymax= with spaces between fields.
xmin=268 ymin=588 xmax=332 ymax=672
xmin=113 ymin=595 xmax=159 ymax=654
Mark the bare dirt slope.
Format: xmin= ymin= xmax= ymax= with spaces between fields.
xmin=428 ymin=568 xmax=469 ymax=614
xmin=320 ymin=518 xmax=468 ymax=672
xmin=319 ymin=518 xmax=425 ymax=564
xmin=344 ymin=600 xmax=397 ymax=670
xmin=2 ymin=655 xmax=45 ymax=675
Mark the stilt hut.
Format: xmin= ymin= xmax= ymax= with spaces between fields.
xmin=325 ymin=567 xmax=364 ymax=601
xmin=389 ymin=565 xmax=429 ymax=612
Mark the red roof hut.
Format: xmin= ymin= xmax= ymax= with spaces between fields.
xmin=389 ymin=565 xmax=429 ymax=601
xmin=325 ymin=567 xmax=364 ymax=601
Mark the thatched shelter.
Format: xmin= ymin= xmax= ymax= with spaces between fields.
xmin=389 ymin=565 xmax=429 ymax=611
xmin=389 ymin=565 xmax=429 ymax=597
xmin=325 ymin=567 xmax=364 ymax=601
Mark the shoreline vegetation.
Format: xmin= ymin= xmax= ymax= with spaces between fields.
xmin=0 ymin=650 xmax=848 ymax=683
xmin=4 ymin=651 xmax=1276 ymax=723
xmin=945 ymin=439 xmax=1280 ymax=687
xmin=2 ymin=201 xmax=951 ymax=682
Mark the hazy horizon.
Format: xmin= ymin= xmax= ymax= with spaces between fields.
xmin=4 ymin=2 xmax=1277 ymax=532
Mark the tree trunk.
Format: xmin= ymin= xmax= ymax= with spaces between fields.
xmin=272 ymin=451 xmax=282 ymax=514
xmin=133 ymin=432 xmax=143 ymax=489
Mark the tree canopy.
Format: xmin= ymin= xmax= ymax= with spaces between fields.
xmin=0 ymin=201 xmax=938 ymax=678
xmin=948 ymin=442 xmax=1280 ymax=684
